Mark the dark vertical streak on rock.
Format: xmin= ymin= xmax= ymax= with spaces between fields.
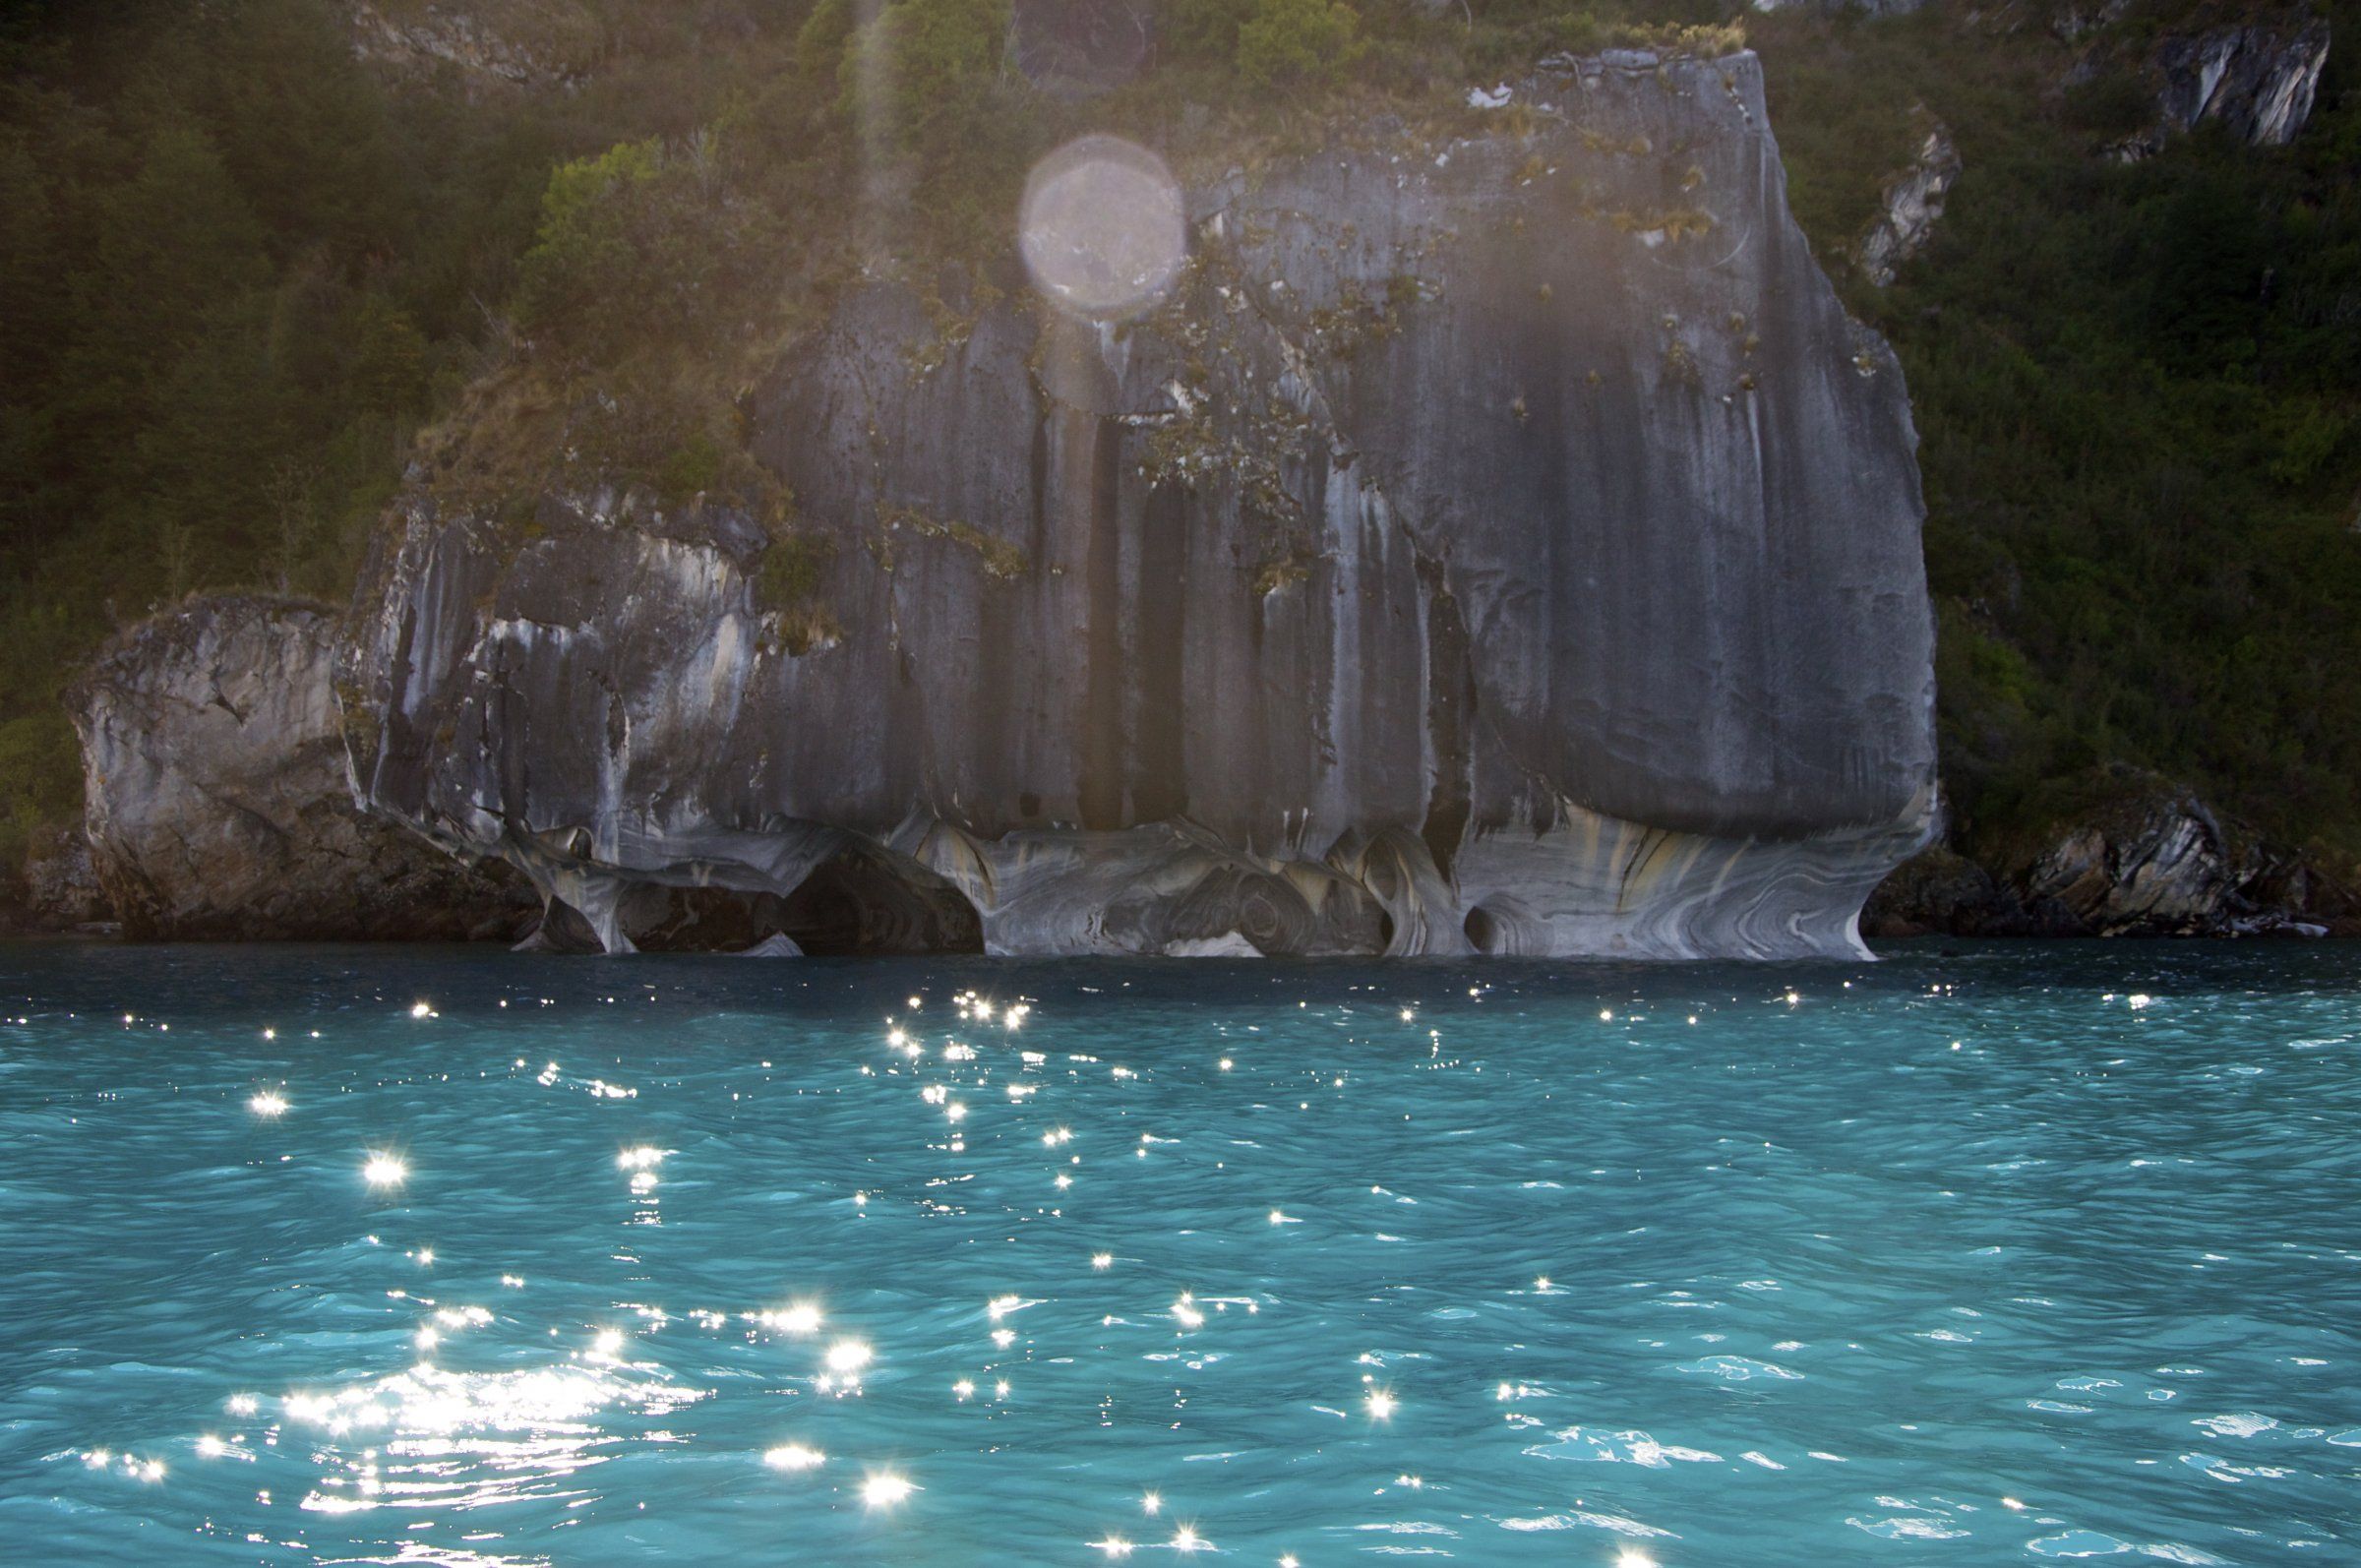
xmin=1079 ymin=413 xmax=1126 ymax=828
xmin=1133 ymin=479 xmax=1188 ymax=822
xmin=976 ymin=560 xmax=1010 ymax=824
xmin=1417 ymin=551 xmax=1473 ymax=877
xmin=1028 ymin=405 xmax=1052 ymax=566
xmin=492 ymin=644 xmax=529 ymax=828
xmin=380 ymin=599 xmax=421 ymax=802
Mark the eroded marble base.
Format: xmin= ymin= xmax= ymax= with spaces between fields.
xmin=480 ymin=795 xmax=1931 ymax=961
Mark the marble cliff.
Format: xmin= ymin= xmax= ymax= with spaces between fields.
xmin=70 ymin=597 xmax=532 ymax=940
xmin=89 ymin=49 xmax=1942 ymax=957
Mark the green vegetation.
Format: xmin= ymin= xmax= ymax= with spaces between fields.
xmin=1751 ymin=0 xmax=2361 ymax=864
xmin=513 ymin=137 xmax=667 ymax=341
xmin=1 ymin=0 xmax=2356 ymax=892
xmin=840 ymin=0 xmax=1010 ymax=151
xmin=1237 ymin=0 xmax=1366 ymax=87
xmin=755 ymin=524 xmax=841 ymax=654
xmin=0 ymin=0 xmax=532 ymax=871
xmin=0 ymin=0 xmax=822 ymax=877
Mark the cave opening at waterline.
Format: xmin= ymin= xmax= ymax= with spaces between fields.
xmin=542 ymin=845 xmax=985 ymax=956
xmin=773 ymin=843 xmax=985 ymax=955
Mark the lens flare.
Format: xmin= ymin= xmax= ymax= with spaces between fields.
xmin=1018 ymin=135 xmax=1185 ymax=323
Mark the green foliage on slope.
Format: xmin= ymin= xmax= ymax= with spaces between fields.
xmin=0 ymin=0 xmax=794 ymax=874
xmin=1238 ymin=0 xmax=1366 ymax=86
xmin=1752 ymin=0 xmax=2361 ymax=861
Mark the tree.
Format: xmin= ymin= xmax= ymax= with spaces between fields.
xmin=513 ymin=138 xmax=663 ymax=342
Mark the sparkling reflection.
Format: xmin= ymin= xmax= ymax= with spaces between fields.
xmin=862 ymin=1471 xmax=915 ymax=1507
xmin=284 ymin=1352 xmax=705 ymax=1518
xmin=12 ymin=948 xmax=2357 ymax=1564
xmin=763 ymin=1442 xmax=824 ymax=1472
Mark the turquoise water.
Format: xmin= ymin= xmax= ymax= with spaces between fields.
xmin=0 ymin=944 xmax=2356 ymax=1565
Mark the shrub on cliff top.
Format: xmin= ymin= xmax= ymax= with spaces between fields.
xmin=1236 ymin=0 xmax=1363 ymax=87
xmin=513 ymin=139 xmax=664 ymax=341
xmin=513 ymin=130 xmax=760 ymax=356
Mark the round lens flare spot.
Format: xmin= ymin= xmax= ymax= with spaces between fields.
xmin=1018 ymin=136 xmax=1185 ymax=323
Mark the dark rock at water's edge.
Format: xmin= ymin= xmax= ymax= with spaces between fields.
xmin=1863 ymin=768 xmax=2361 ymax=940
xmin=1860 ymin=844 xmax=2088 ymax=939
xmin=68 ymin=597 xmax=538 ymax=942
xmin=335 ymin=50 xmax=1940 ymax=960
xmin=0 ymin=823 xmax=116 ymax=936
xmin=27 ymin=825 xmax=102 ymax=925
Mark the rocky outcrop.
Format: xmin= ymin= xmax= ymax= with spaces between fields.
xmin=1865 ymin=770 xmax=2360 ymax=939
xmin=1860 ymin=843 xmax=2088 ymax=938
xmin=71 ymin=597 xmax=535 ymax=941
xmin=2154 ymin=15 xmax=2329 ymax=146
xmin=344 ymin=1 xmax=598 ymax=93
xmin=2092 ymin=11 xmax=2331 ymax=159
xmin=9 ymin=825 xmax=112 ymax=934
xmin=339 ymin=48 xmax=1939 ymax=959
xmin=1749 ymin=0 xmax=1934 ymax=17
xmin=2012 ymin=788 xmax=2234 ymax=935
xmin=2053 ymin=0 xmax=2136 ymax=45
xmin=1857 ymin=114 xmax=1959 ymax=287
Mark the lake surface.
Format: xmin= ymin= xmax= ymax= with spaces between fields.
xmin=0 ymin=942 xmax=2355 ymax=1565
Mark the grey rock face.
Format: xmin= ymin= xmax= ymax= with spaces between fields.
xmin=342 ymin=50 xmax=1937 ymax=958
xmin=2155 ymin=17 xmax=2330 ymax=147
xmin=343 ymin=1 xmax=594 ymax=93
xmin=2022 ymin=814 xmax=2223 ymax=935
xmin=1857 ymin=117 xmax=1959 ymax=287
xmin=72 ymin=597 xmax=535 ymax=941
xmin=1748 ymin=0 xmax=1933 ymax=17
xmin=2100 ymin=13 xmax=2331 ymax=159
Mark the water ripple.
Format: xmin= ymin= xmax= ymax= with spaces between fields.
xmin=0 ymin=942 xmax=2355 ymax=1562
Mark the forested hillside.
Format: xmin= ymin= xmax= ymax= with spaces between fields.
xmin=3 ymin=0 xmax=2355 ymax=901
xmin=1758 ymin=0 xmax=2361 ymax=872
